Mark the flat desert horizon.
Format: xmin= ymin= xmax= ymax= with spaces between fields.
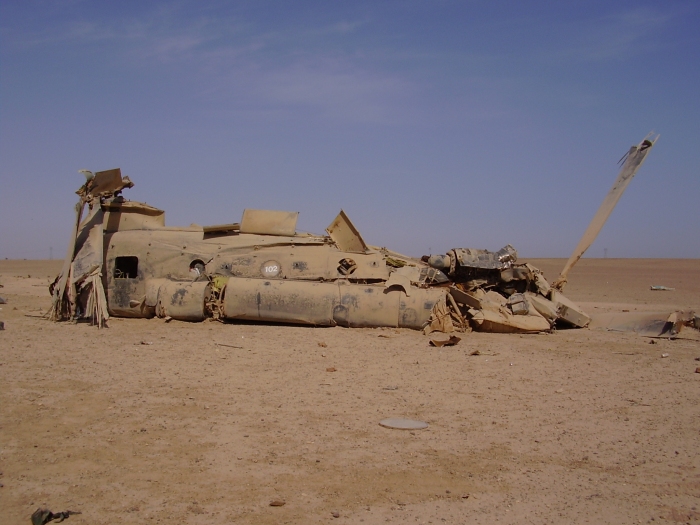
xmin=1 ymin=258 xmax=699 ymax=524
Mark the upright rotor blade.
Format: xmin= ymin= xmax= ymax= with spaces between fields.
xmin=553 ymin=133 xmax=659 ymax=290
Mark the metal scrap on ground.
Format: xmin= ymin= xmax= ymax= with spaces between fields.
xmin=429 ymin=335 xmax=462 ymax=347
xmin=379 ymin=418 xmax=429 ymax=430
xmin=31 ymin=508 xmax=81 ymax=525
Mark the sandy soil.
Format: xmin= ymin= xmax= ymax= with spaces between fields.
xmin=1 ymin=258 xmax=699 ymax=525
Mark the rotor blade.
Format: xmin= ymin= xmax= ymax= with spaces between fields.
xmin=554 ymin=133 xmax=659 ymax=290
xmin=51 ymin=198 xmax=86 ymax=319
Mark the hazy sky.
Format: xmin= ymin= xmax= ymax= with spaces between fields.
xmin=1 ymin=1 xmax=699 ymax=260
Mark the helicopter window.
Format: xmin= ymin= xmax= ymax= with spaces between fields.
xmin=190 ymin=259 xmax=206 ymax=276
xmin=337 ymin=258 xmax=357 ymax=276
xmin=114 ymin=256 xmax=138 ymax=279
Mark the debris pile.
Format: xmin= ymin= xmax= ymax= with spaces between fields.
xmin=421 ymin=245 xmax=590 ymax=334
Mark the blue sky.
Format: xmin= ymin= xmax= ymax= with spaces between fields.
xmin=1 ymin=0 xmax=699 ymax=260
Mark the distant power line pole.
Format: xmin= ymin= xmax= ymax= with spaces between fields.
xmin=50 ymin=246 xmax=53 ymax=260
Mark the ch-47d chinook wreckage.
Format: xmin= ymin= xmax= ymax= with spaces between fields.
xmin=50 ymin=134 xmax=693 ymax=336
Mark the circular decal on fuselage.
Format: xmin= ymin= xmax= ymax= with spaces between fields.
xmin=261 ymin=261 xmax=281 ymax=278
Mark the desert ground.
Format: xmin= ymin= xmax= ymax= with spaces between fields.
xmin=1 ymin=258 xmax=699 ymax=525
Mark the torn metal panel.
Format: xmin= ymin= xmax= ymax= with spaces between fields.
xmin=90 ymin=168 xmax=128 ymax=195
xmin=50 ymin=199 xmax=110 ymax=326
xmin=500 ymin=267 xmax=531 ymax=282
xmin=523 ymin=292 xmax=558 ymax=325
xmin=419 ymin=266 xmax=450 ymax=285
xmin=385 ymin=272 xmax=413 ymax=296
xmin=71 ymin=205 xmax=105 ymax=284
xmin=451 ymin=245 xmax=517 ymax=270
xmin=103 ymin=201 xmax=165 ymax=232
xmin=423 ymin=295 xmax=454 ymax=334
xmin=469 ymin=306 xmax=550 ymax=333
xmin=77 ymin=168 xmax=133 ymax=200
xmin=385 ymin=265 xmax=422 ymax=295
xmin=667 ymin=310 xmax=696 ymax=328
xmin=469 ymin=290 xmax=509 ymax=311
xmin=448 ymin=286 xmax=482 ymax=310
xmin=466 ymin=289 xmax=551 ymax=333
xmin=549 ymin=290 xmax=591 ymax=327
xmin=71 ymin=205 xmax=109 ymax=326
xmin=49 ymin=199 xmax=85 ymax=322
xmin=528 ymin=264 xmax=552 ymax=296
xmin=240 ymin=209 xmax=299 ymax=236
xmin=507 ymin=293 xmax=530 ymax=315
xmin=82 ymin=267 xmax=109 ymax=327
xmin=326 ymin=210 xmax=368 ymax=253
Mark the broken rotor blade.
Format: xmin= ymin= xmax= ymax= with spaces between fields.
xmin=554 ymin=133 xmax=659 ymax=290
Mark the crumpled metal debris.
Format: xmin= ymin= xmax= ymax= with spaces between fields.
xmin=48 ymin=169 xmax=124 ymax=328
xmin=31 ymin=508 xmax=81 ymax=525
xmin=650 ymin=285 xmax=674 ymax=291
xmin=438 ymin=264 xmax=587 ymax=334
xmin=424 ymin=298 xmax=455 ymax=335
xmin=429 ymin=335 xmax=461 ymax=347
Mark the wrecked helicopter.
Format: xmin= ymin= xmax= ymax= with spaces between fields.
xmin=48 ymin=135 xmax=661 ymax=335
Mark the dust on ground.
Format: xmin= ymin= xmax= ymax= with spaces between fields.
xmin=1 ymin=258 xmax=699 ymax=524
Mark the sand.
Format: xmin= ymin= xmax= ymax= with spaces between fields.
xmin=1 ymin=258 xmax=699 ymax=524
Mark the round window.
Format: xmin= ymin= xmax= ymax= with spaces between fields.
xmin=261 ymin=261 xmax=281 ymax=277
